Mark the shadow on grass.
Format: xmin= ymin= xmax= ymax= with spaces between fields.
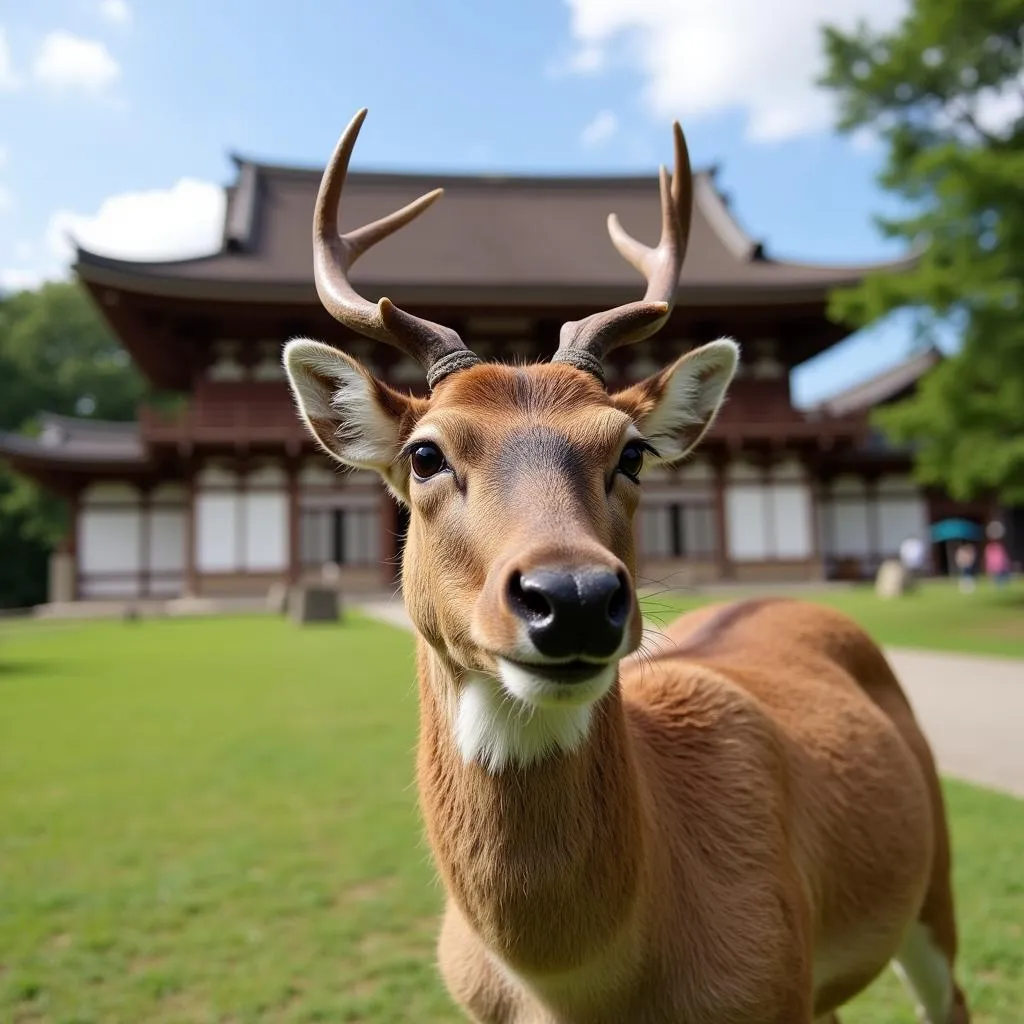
xmin=0 ymin=660 xmax=61 ymax=678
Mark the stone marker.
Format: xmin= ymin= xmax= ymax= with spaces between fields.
xmin=289 ymin=586 xmax=340 ymax=624
xmin=875 ymin=559 xmax=911 ymax=599
xmin=266 ymin=581 xmax=289 ymax=615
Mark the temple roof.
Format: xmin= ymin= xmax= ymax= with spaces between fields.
xmin=812 ymin=346 xmax=941 ymax=417
xmin=74 ymin=157 xmax=916 ymax=307
xmin=0 ymin=414 xmax=145 ymax=473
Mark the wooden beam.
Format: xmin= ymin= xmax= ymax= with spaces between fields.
xmin=287 ymin=465 xmax=300 ymax=584
xmin=184 ymin=469 xmax=198 ymax=596
xmin=712 ymin=458 xmax=731 ymax=580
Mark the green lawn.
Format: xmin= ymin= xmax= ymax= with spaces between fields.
xmin=642 ymin=578 xmax=1024 ymax=659
xmin=0 ymin=614 xmax=1021 ymax=1023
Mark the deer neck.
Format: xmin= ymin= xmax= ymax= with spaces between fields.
xmin=414 ymin=638 xmax=648 ymax=975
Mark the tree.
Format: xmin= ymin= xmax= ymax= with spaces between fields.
xmin=820 ymin=0 xmax=1024 ymax=503
xmin=0 ymin=282 xmax=148 ymax=607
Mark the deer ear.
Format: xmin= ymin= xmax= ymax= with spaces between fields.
xmin=611 ymin=339 xmax=738 ymax=464
xmin=283 ymin=338 xmax=424 ymax=491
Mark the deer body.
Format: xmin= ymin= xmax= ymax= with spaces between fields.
xmin=284 ymin=109 xmax=971 ymax=1022
xmin=420 ymin=598 xmax=955 ymax=1024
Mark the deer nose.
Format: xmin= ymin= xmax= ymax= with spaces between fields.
xmin=507 ymin=566 xmax=631 ymax=660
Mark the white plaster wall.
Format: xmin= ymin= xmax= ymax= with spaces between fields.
xmin=878 ymin=496 xmax=929 ymax=554
xmin=639 ymin=505 xmax=672 ymax=559
xmin=80 ymin=508 xmax=141 ymax=574
xmin=343 ymin=507 xmax=380 ymax=564
xmin=150 ymin=509 xmax=186 ymax=572
xmin=769 ymin=484 xmax=812 ymax=559
xmin=726 ymin=485 xmax=768 ymax=560
xmin=830 ymin=500 xmax=871 ymax=557
xmin=197 ymin=493 xmax=239 ymax=571
xmin=300 ymin=510 xmax=332 ymax=564
xmin=243 ymin=492 xmax=288 ymax=571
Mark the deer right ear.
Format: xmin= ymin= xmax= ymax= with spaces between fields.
xmin=283 ymin=339 xmax=425 ymax=491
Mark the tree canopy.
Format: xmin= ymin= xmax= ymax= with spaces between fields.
xmin=820 ymin=0 xmax=1024 ymax=503
xmin=0 ymin=282 xmax=147 ymax=607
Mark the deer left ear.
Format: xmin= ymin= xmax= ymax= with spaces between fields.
xmin=612 ymin=339 xmax=739 ymax=465
xmin=283 ymin=338 xmax=426 ymax=497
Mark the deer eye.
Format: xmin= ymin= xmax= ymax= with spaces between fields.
xmin=410 ymin=442 xmax=447 ymax=480
xmin=617 ymin=443 xmax=645 ymax=481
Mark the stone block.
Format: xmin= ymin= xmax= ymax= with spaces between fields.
xmin=289 ymin=585 xmax=341 ymax=624
xmin=875 ymin=559 xmax=912 ymax=599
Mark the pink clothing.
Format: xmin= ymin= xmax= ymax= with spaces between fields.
xmin=985 ymin=542 xmax=1009 ymax=575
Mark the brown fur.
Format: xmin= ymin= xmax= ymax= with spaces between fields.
xmin=284 ymin=350 xmax=970 ymax=1023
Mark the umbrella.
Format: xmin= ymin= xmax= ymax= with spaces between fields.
xmin=930 ymin=518 xmax=983 ymax=544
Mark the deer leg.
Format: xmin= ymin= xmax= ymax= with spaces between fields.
xmin=892 ymin=920 xmax=971 ymax=1024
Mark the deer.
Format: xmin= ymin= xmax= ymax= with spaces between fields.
xmin=283 ymin=108 xmax=972 ymax=1024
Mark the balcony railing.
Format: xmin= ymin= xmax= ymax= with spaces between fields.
xmin=139 ymin=397 xmax=868 ymax=450
xmin=139 ymin=400 xmax=310 ymax=445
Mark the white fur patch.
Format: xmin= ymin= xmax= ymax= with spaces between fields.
xmin=282 ymin=337 xmax=399 ymax=469
xmin=640 ymin=338 xmax=739 ymax=463
xmin=455 ymin=664 xmax=615 ymax=774
xmin=892 ymin=922 xmax=954 ymax=1024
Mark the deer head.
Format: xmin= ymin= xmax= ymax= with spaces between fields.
xmin=284 ymin=109 xmax=737 ymax=770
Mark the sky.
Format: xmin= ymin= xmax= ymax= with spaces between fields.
xmin=0 ymin=0 xmax=958 ymax=404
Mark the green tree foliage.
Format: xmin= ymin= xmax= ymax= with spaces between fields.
xmin=820 ymin=0 xmax=1024 ymax=502
xmin=0 ymin=282 xmax=147 ymax=607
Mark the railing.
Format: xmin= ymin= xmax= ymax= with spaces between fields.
xmin=139 ymin=399 xmax=868 ymax=448
xmin=708 ymin=407 xmax=869 ymax=445
xmin=139 ymin=401 xmax=310 ymax=445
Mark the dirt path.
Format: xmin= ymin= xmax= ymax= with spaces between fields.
xmin=357 ymin=601 xmax=1023 ymax=798
xmin=885 ymin=648 xmax=1024 ymax=798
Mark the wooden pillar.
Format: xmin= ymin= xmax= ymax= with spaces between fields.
xmin=805 ymin=461 xmax=824 ymax=580
xmin=712 ymin=456 xmax=731 ymax=580
xmin=287 ymin=466 xmax=301 ymax=584
xmin=184 ymin=470 xmax=198 ymax=597
xmin=380 ymin=490 xmax=400 ymax=588
xmin=139 ymin=486 xmax=152 ymax=598
xmin=66 ymin=488 xmax=81 ymax=602
xmin=865 ymin=476 xmax=880 ymax=570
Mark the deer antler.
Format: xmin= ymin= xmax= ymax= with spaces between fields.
xmin=313 ymin=108 xmax=481 ymax=389
xmin=551 ymin=122 xmax=693 ymax=384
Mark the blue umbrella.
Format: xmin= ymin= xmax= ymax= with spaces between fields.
xmin=930 ymin=518 xmax=983 ymax=543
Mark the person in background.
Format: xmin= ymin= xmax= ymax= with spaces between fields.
xmin=955 ymin=542 xmax=977 ymax=593
xmin=899 ymin=534 xmax=926 ymax=582
xmin=985 ymin=522 xmax=1011 ymax=588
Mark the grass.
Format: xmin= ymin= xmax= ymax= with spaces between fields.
xmin=0 ymin=613 xmax=1022 ymax=1023
xmin=642 ymin=577 xmax=1024 ymax=659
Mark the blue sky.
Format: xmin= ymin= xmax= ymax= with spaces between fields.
xmin=0 ymin=0 xmax=927 ymax=403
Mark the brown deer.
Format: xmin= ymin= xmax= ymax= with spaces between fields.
xmin=283 ymin=108 xmax=971 ymax=1024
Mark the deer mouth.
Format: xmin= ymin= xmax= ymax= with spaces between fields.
xmin=503 ymin=657 xmax=610 ymax=686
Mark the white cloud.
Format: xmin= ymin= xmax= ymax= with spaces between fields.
xmin=972 ymin=74 xmax=1024 ymax=138
xmin=560 ymin=0 xmax=907 ymax=142
xmin=849 ymin=126 xmax=880 ymax=153
xmin=33 ymin=32 xmax=120 ymax=93
xmin=581 ymin=109 xmax=619 ymax=147
xmin=1 ymin=178 xmax=224 ymax=296
xmin=47 ymin=178 xmax=225 ymax=263
xmin=99 ymin=0 xmax=132 ymax=25
xmin=0 ymin=184 xmax=11 ymax=212
xmin=0 ymin=28 xmax=22 ymax=91
xmin=0 ymin=267 xmax=58 ymax=293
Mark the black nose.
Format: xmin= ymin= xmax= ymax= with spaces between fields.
xmin=507 ymin=566 xmax=630 ymax=661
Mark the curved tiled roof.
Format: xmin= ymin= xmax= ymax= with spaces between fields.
xmin=0 ymin=414 xmax=144 ymax=468
xmin=74 ymin=158 xmax=916 ymax=306
xmin=813 ymin=347 xmax=941 ymax=417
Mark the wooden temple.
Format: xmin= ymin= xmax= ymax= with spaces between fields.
xmin=0 ymin=155 xmax=995 ymax=602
